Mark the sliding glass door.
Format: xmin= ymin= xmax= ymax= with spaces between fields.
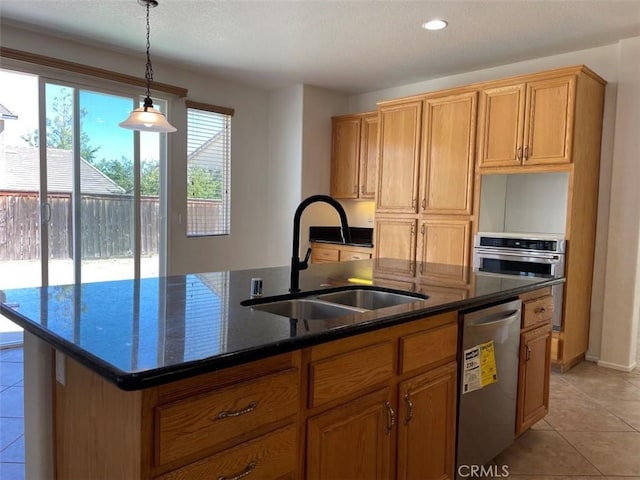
xmin=0 ymin=69 xmax=166 ymax=345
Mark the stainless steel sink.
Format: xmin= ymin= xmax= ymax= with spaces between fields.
xmin=317 ymin=289 xmax=426 ymax=309
xmin=250 ymin=298 xmax=364 ymax=320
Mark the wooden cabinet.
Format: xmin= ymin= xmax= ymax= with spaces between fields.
xmin=54 ymin=352 xmax=301 ymax=480
xmin=477 ymin=74 xmax=577 ymax=169
xmin=376 ymin=100 xmax=422 ymax=213
xmin=416 ymin=218 xmax=471 ymax=285
xmin=420 ymin=92 xmax=477 ymax=215
xmin=309 ymin=242 xmax=373 ymax=264
xmin=516 ymin=289 xmax=553 ymax=435
xmin=306 ymin=388 xmax=393 ymax=480
xmin=397 ymin=363 xmax=457 ymax=480
xmin=305 ymin=313 xmax=458 ymax=480
xmin=375 ymin=91 xmax=476 ymax=284
xmin=330 ymin=112 xmax=378 ymax=199
xmin=374 ymin=216 xmax=417 ymax=276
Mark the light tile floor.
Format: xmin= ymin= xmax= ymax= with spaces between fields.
xmin=0 ymin=346 xmax=24 ymax=480
xmin=0 ymin=339 xmax=638 ymax=480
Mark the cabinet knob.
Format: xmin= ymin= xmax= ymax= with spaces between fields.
xmin=421 ymin=198 xmax=426 ymax=210
xmin=516 ymin=146 xmax=523 ymax=161
xmin=525 ymin=344 xmax=532 ymax=362
xmin=523 ymin=145 xmax=529 ymax=161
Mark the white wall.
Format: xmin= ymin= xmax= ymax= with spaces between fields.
xmin=478 ymin=173 xmax=568 ymax=234
xmin=598 ymin=37 xmax=640 ymax=370
xmin=0 ymin=23 xmax=277 ymax=274
xmin=348 ymin=39 xmax=640 ymax=368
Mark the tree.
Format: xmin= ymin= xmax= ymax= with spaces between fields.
xmin=21 ymin=89 xmax=100 ymax=163
xmin=187 ymin=166 xmax=222 ymax=200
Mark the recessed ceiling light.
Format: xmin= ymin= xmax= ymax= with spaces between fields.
xmin=422 ymin=19 xmax=448 ymax=31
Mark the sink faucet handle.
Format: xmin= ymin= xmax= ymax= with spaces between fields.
xmin=300 ymin=247 xmax=312 ymax=270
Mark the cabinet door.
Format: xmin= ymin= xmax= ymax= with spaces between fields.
xmin=397 ymin=363 xmax=457 ymax=480
xmin=331 ymin=116 xmax=361 ymax=199
xmin=376 ymin=101 xmax=422 ymax=213
xmin=516 ymin=323 xmax=552 ymax=435
xmin=360 ymin=114 xmax=379 ymax=199
xmin=421 ymin=92 xmax=477 ymax=215
xmin=417 ymin=218 xmax=471 ymax=285
xmin=477 ymin=84 xmax=526 ymax=168
xmin=523 ymin=75 xmax=575 ymax=165
xmin=306 ymin=388 xmax=393 ymax=480
xmin=374 ymin=217 xmax=417 ymax=276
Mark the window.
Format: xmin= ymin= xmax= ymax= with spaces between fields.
xmin=186 ymin=102 xmax=233 ymax=236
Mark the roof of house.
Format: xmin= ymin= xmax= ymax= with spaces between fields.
xmin=0 ymin=145 xmax=125 ymax=195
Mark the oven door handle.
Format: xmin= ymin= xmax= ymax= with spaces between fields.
xmin=474 ymin=249 xmax=562 ymax=264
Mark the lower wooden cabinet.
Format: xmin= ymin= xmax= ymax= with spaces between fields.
xmin=397 ymin=362 xmax=457 ymax=480
xmin=306 ymin=388 xmax=393 ymax=480
xmin=310 ymin=242 xmax=373 ymax=264
xmin=155 ymin=424 xmax=297 ymax=480
xmin=516 ymin=322 xmax=552 ymax=435
xmin=516 ymin=289 xmax=553 ymax=435
xmin=305 ymin=314 xmax=458 ymax=480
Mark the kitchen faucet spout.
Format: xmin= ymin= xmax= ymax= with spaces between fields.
xmin=290 ymin=195 xmax=351 ymax=293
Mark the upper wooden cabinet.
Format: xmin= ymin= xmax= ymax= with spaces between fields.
xmin=421 ymin=92 xmax=477 ymax=215
xmin=376 ymin=100 xmax=423 ymax=213
xmin=330 ymin=112 xmax=378 ymax=199
xmin=477 ymin=72 xmax=587 ymax=169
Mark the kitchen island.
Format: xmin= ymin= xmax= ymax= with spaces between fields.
xmin=0 ymin=259 xmax=562 ymax=479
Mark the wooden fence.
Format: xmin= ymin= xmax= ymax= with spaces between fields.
xmin=0 ymin=192 xmax=222 ymax=261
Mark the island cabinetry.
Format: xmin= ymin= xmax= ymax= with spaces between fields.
xmin=330 ymin=112 xmax=378 ymax=199
xmin=54 ymin=351 xmax=301 ymax=480
xmin=516 ymin=288 xmax=553 ymax=435
xmin=304 ymin=312 xmax=458 ymax=479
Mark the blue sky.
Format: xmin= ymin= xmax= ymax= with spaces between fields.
xmin=1 ymin=69 xmax=160 ymax=163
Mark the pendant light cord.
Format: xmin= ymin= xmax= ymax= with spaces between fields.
xmin=144 ymin=1 xmax=153 ymax=101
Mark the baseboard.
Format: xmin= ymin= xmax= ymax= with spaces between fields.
xmin=596 ymin=359 xmax=638 ymax=372
xmin=585 ymin=354 xmax=600 ymax=362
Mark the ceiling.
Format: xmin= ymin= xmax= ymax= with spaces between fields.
xmin=1 ymin=1 xmax=639 ymax=94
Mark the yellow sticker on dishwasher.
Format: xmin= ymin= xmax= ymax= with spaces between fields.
xmin=462 ymin=340 xmax=497 ymax=394
xmin=479 ymin=340 xmax=498 ymax=387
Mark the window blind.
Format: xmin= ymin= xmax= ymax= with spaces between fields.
xmin=186 ymin=106 xmax=232 ymax=237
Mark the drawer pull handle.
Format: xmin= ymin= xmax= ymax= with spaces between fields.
xmin=404 ymin=393 xmax=414 ymax=425
xmin=525 ymin=344 xmax=532 ymax=362
xmin=218 ymin=461 xmax=257 ymax=480
xmin=351 ymin=255 xmax=361 ymax=259
xmin=534 ymin=306 xmax=546 ymax=314
xmin=217 ymin=401 xmax=258 ymax=419
xmin=385 ymin=401 xmax=395 ymax=435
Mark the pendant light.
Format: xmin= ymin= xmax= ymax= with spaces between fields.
xmin=119 ymin=0 xmax=176 ymax=133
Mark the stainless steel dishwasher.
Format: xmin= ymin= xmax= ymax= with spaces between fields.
xmin=456 ymin=298 xmax=522 ymax=477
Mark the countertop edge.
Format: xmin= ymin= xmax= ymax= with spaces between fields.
xmin=1 ymin=276 xmax=563 ymax=391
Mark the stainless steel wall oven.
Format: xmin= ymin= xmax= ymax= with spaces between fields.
xmin=473 ymin=232 xmax=565 ymax=330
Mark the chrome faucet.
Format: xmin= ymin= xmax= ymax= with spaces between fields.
xmin=290 ymin=195 xmax=351 ymax=293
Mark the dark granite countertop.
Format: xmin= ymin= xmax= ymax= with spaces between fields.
xmin=0 ymin=259 xmax=563 ymax=391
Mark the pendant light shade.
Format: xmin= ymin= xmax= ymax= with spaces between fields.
xmin=120 ymin=0 xmax=176 ymax=133
xmin=120 ymin=98 xmax=177 ymax=132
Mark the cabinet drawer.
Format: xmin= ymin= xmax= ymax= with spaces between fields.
xmin=155 ymin=424 xmax=297 ymax=480
xmin=339 ymin=248 xmax=372 ymax=262
xmin=311 ymin=246 xmax=339 ymax=263
xmin=309 ymin=341 xmax=393 ymax=408
xmin=399 ymin=323 xmax=458 ymax=374
xmin=156 ymin=368 xmax=299 ymax=466
xmin=522 ymin=296 xmax=554 ymax=329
